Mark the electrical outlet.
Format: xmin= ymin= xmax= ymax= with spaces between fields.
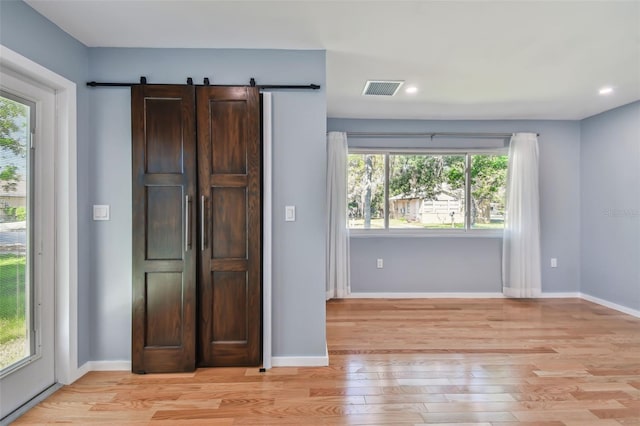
xmin=376 ymin=258 xmax=383 ymax=269
xmin=551 ymin=258 xmax=558 ymax=268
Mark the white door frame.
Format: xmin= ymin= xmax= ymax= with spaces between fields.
xmin=0 ymin=45 xmax=79 ymax=385
xmin=262 ymin=92 xmax=272 ymax=369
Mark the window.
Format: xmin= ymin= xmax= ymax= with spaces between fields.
xmin=347 ymin=150 xmax=508 ymax=232
xmin=347 ymin=153 xmax=385 ymax=228
xmin=389 ymin=154 xmax=466 ymax=229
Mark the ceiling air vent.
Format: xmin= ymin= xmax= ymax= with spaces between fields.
xmin=362 ymin=80 xmax=404 ymax=96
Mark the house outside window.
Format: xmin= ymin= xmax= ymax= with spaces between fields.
xmin=347 ymin=149 xmax=508 ymax=232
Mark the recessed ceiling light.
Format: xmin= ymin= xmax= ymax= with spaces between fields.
xmin=405 ymin=86 xmax=418 ymax=94
xmin=599 ymin=86 xmax=614 ymax=95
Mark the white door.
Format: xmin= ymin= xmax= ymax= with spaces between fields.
xmin=0 ymin=69 xmax=56 ymax=420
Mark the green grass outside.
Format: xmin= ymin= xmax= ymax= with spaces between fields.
xmin=0 ymin=254 xmax=27 ymax=346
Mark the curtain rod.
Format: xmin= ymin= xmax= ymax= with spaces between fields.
xmin=86 ymin=76 xmax=320 ymax=90
xmin=344 ymin=131 xmax=539 ymax=139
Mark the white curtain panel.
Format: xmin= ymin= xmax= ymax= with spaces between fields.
xmin=502 ymin=132 xmax=542 ymax=298
xmin=326 ymin=132 xmax=350 ymax=299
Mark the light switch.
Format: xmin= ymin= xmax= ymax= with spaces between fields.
xmin=285 ymin=205 xmax=295 ymax=222
xmin=93 ymin=205 xmax=110 ymax=221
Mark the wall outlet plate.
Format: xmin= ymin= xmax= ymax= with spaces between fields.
xmin=285 ymin=205 xmax=295 ymax=222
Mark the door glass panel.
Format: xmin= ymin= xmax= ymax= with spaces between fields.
xmin=0 ymin=94 xmax=32 ymax=372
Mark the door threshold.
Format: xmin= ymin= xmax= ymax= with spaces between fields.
xmin=0 ymin=382 xmax=62 ymax=426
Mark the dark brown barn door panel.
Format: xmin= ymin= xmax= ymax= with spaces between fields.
xmin=131 ymin=85 xmax=197 ymax=373
xmin=197 ymin=86 xmax=261 ymax=366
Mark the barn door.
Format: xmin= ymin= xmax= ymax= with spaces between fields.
xmin=197 ymin=86 xmax=261 ymax=366
xmin=131 ymin=85 xmax=197 ymax=373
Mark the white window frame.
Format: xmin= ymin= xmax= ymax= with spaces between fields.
xmin=348 ymin=147 xmax=508 ymax=238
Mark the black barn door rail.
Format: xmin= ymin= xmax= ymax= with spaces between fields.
xmin=86 ymin=76 xmax=320 ymax=90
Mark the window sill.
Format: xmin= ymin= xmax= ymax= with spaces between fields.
xmin=349 ymin=229 xmax=503 ymax=238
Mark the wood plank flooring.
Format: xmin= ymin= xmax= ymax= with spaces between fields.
xmin=12 ymin=298 xmax=640 ymax=425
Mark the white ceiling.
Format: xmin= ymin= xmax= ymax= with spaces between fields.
xmin=25 ymin=0 xmax=640 ymax=120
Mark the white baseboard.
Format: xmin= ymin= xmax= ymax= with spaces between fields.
xmin=272 ymin=356 xmax=329 ymax=367
xmin=581 ymin=293 xmax=640 ymax=318
xmin=78 ymin=357 xmax=329 ymax=372
xmin=346 ymin=291 xmax=586 ymax=299
xmin=537 ymin=292 xmax=582 ymax=298
xmin=91 ymin=360 xmax=132 ymax=371
xmin=75 ymin=354 xmax=332 ymax=376
xmin=77 ymin=361 xmax=131 ymax=375
xmin=73 ymin=360 xmax=130 ymax=383
xmin=272 ymin=345 xmax=329 ymax=367
xmin=346 ymin=292 xmax=505 ymax=298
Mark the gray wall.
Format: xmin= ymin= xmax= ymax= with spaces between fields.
xmin=580 ymin=101 xmax=640 ymax=310
xmin=351 ymin=237 xmax=503 ymax=293
xmin=328 ymin=118 xmax=582 ymax=294
xmin=87 ymin=48 xmax=327 ymax=360
xmin=0 ymin=0 xmax=92 ymax=364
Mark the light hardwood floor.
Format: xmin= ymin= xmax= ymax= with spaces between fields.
xmin=13 ymin=298 xmax=640 ymax=425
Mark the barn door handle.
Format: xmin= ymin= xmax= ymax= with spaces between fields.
xmin=201 ymin=195 xmax=207 ymax=251
xmin=185 ymin=195 xmax=191 ymax=251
